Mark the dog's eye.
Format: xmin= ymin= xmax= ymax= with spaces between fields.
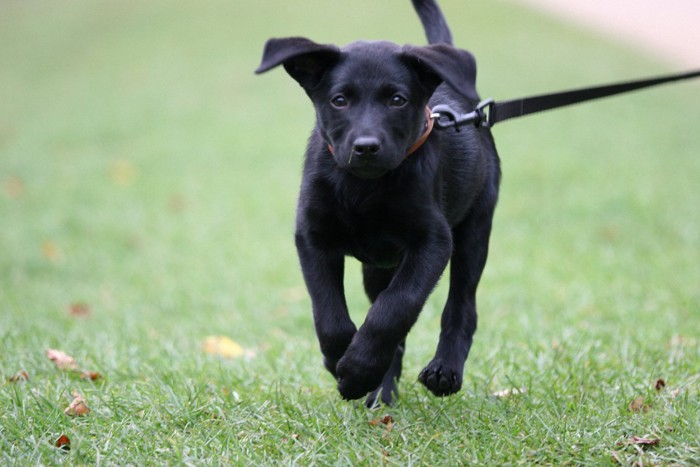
xmin=389 ymin=94 xmax=408 ymax=107
xmin=330 ymin=95 xmax=348 ymax=108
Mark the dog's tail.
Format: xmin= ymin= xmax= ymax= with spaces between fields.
xmin=411 ymin=0 xmax=453 ymax=45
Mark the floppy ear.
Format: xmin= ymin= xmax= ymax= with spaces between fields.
xmin=255 ymin=37 xmax=341 ymax=91
xmin=401 ymin=44 xmax=479 ymax=101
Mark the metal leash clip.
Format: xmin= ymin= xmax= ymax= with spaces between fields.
xmin=431 ymin=98 xmax=495 ymax=130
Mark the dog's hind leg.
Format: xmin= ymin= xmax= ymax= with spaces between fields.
xmin=362 ymin=265 xmax=404 ymax=406
xmin=419 ymin=192 xmax=496 ymax=396
xmin=362 ymin=264 xmax=395 ymax=304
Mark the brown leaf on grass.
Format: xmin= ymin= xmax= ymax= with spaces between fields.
xmin=628 ymin=396 xmax=651 ymax=413
xmin=68 ymin=302 xmax=91 ymax=317
xmin=46 ymin=349 xmax=102 ymax=380
xmin=654 ymin=378 xmax=666 ymax=391
xmin=64 ymin=392 xmax=90 ymax=416
xmin=282 ymin=433 xmax=300 ymax=443
xmin=46 ymin=349 xmax=79 ymax=371
xmin=369 ymin=415 xmax=395 ymax=427
xmin=628 ymin=396 xmax=643 ymax=411
xmin=628 ymin=436 xmax=660 ymax=447
xmin=55 ymin=434 xmax=71 ymax=451
xmin=79 ymin=371 xmax=103 ymax=381
xmin=369 ymin=415 xmax=396 ymax=438
xmin=7 ymin=370 xmax=29 ymax=383
xmin=616 ymin=436 xmax=660 ymax=448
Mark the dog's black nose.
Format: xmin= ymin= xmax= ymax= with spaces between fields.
xmin=352 ymin=137 xmax=380 ymax=158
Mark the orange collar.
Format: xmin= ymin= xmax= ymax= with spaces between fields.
xmin=328 ymin=106 xmax=435 ymax=157
xmin=406 ymin=106 xmax=435 ymax=156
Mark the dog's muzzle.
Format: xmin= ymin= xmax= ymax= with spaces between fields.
xmin=327 ymin=106 xmax=435 ymax=179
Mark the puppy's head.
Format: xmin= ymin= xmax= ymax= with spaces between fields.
xmin=256 ymin=37 xmax=477 ymax=178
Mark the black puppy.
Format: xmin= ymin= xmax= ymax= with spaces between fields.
xmin=256 ymin=0 xmax=500 ymax=406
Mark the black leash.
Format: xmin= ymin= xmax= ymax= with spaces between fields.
xmin=432 ymin=69 xmax=700 ymax=130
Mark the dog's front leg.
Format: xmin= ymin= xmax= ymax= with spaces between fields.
xmin=336 ymin=221 xmax=452 ymax=400
xmin=296 ymin=234 xmax=357 ymax=378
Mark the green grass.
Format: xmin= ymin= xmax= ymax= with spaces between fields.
xmin=1 ymin=0 xmax=699 ymax=464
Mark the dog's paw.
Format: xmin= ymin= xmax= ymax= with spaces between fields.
xmin=418 ymin=360 xmax=462 ymax=396
xmin=335 ymin=346 xmax=391 ymax=401
xmin=336 ymin=361 xmax=384 ymax=401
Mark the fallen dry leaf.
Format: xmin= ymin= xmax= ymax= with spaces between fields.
xmin=46 ymin=349 xmax=79 ymax=371
xmin=55 ymin=434 xmax=71 ymax=451
xmin=628 ymin=396 xmax=651 ymax=413
xmin=68 ymin=302 xmax=91 ymax=317
xmin=493 ymin=387 xmax=527 ymax=398
xmin=282 ymin=433 xmax=300 ymax=443
xmin=617 ymin=436 xmax=660 ymax=448
xmin=46 ymin=348 xmax=102 ymax=380
xmin=202 ymin=335 xmax=248 ymax=359
xmin=370 ymin=415 xmax=395 ymax=427
xmin=628 ymin=436 xmax=660 ymax=447
xmin=79 ymin=371 xmax=103 ymax=381
xmin=654 ymin=378 xmax=666 ymax=391
xmin=64 ymin=392 xmax=90 ymax=416
xmin=370 ymin=415 xmax=396 ymax=438
xmin=7 ymin=370 xmax=29 ymax=383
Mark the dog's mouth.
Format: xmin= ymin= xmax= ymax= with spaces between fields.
xmin=349 ymin=166 xmax=388 ymax=179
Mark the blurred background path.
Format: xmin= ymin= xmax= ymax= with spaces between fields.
xmin=513 ymin=0 xmax=700 ymax=67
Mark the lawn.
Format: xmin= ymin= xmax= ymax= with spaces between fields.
xmin=1 ymin=0 xmax=698 ymax=464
